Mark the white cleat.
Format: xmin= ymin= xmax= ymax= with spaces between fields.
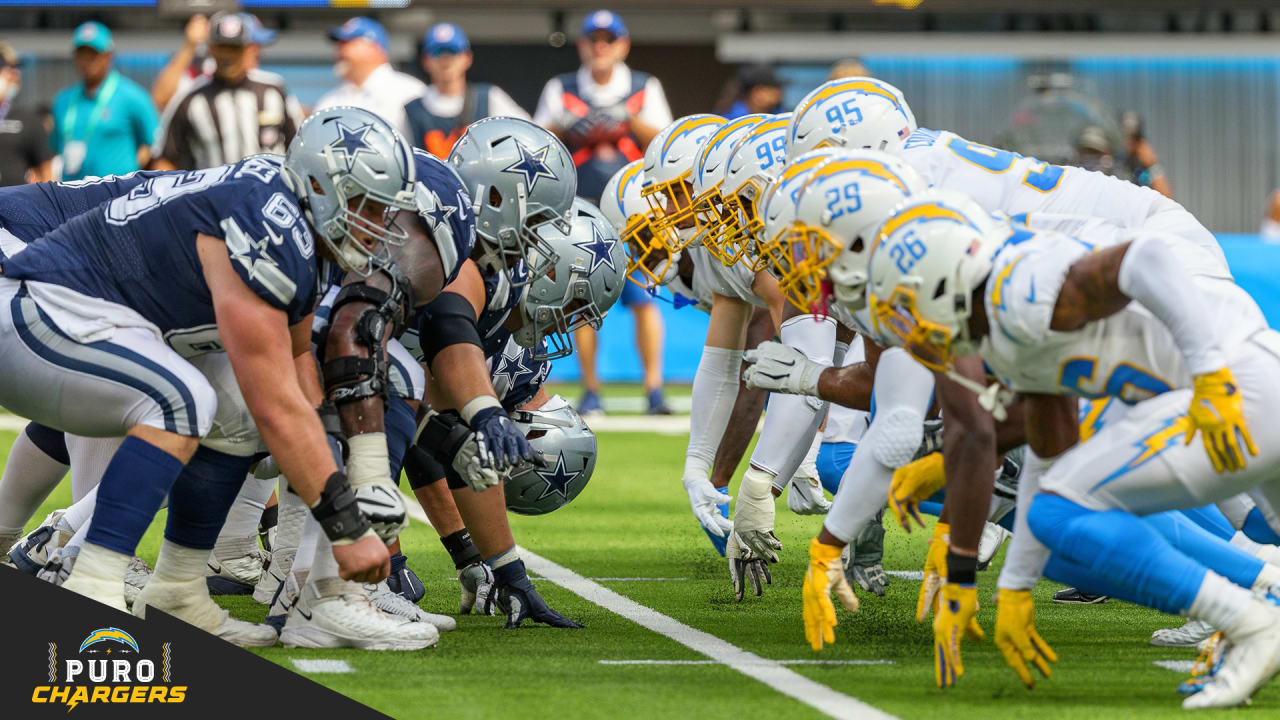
xmin=1151 ymin=618 xmax=1216 ymax=648
xmin=281 ymin=578 xmax=438 ymax=651
xmin=977 ymin=522 xmax=1012 ymax=570
xmin=123 ymin=556 xmax=152 ymax=607
xmin=365 ymin=581 xmax=456 ymax=632
xmin=253 ymin=548 xmax=295 ymax=605
xmin=134 ymin=576 xmax=276 ymax=647
xmin=206 ymin=536 xmax=267 ymax=595
xmin=1183 ymin=603 xmax=1280 ymax=709
xmin=8 ymin=510 xmax=72 ymax=574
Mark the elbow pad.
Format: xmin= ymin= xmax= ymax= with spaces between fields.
xmin=418 ymin=291 xmax=482 ymax=367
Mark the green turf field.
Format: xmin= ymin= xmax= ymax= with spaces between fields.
xmin=2 ymin=424 xmax=1275 ymax=719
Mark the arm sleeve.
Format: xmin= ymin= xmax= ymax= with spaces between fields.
xmin=637 ymin=76 xmax=674 ymax=129
xmin=487 ymin=86 xmax=531 ymax=121
xmin=1117 ymin=232 xmax=1227 ymax=375
xmin=531 ymin=78 xmax=562 ymax=129
xmin=683 ymin=345 xmax=742 ymax=482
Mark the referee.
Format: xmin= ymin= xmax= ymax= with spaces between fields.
xmin=152 ymin=12 xmax=302 ymax=170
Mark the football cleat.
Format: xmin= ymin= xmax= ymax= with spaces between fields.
xmin=37 ymin=544 xmax=79 ymax=586
xmin=1183 ymin=603 xmax=1280 ymax=708
xmin=1051 ymin=587 xmax=1108 ymax=604
xmin=8 ymin=510 xmax=72 ymax=575
xmin=253 ymin=548 xmax=295 ymax=605
xmin=264 ymin=568 xmax=301 ymax=634
xmin=206 ymin=535 xmax=267 ymax=595
xmin=134 ymin=576 xmax=276 ymax=647
xmin=365 ymin=581 xmax=456 ymax=631
xmin=977 ymin=522 xmax=1011 ymax=571
xmin=1179 ymin=632 xmax=1227 ymax=696
xmin=281 ymin=578 xmax=439 ymax=650
xmin=1151 ymin=618 xmax=1217 ymax=648
xmin=123 ymin=556 xmax=152 ymax=607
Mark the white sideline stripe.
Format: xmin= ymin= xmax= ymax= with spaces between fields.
xmin=0 ymin=414 xmax=27 ymax=432
xmin=400 ymin=495 xmax=896 ymax=720
xmin=885 ymin=570 xmax=924 ymax=581
xmin=600 ymin=659 xmax=895 ymax=666
xmin=1154 ymin=660 xmax=1196 ymax=673
xmin=291 ymin=659 xmax=355 ymax=674
xmin=583 ymin=415 xmax=765 ymax=435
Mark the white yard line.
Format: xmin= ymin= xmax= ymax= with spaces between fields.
xmin=0 ymin=414 xmax=27 ymax=432
xmin=291 ymin=659 xmax=355 ymax=674
xmin=600 ymin=659 xmax=895 ymax=666
xmin=401 ymin=496 xmax=896 ymax=720
xmin=1154 ymin=660 xmax=1195 ymax=673
xmin=885 ymin=570 xmax=924 ymax=581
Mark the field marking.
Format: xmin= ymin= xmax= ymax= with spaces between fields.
xmin=600 ymin=659 xmax=895 ymax=666
xmin=0 ymin=415 xmax=26 ymax=432
xmin=291 ymin=659 xmax=355 ymax=674
xmin=1153 ymin=660 xmax=1195 ymax=673
xmin=885 ymin=570 xmax=924 ymax=581
xmin=401 ymin=496 xmax=897 ymax=720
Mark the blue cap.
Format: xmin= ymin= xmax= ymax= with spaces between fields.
xmin=423 ymin=23 xmax=469 ymax=55
xmin=329 ymin=17 xmax=389 ymax=53
xmin=581 ymin=9 xmax=627 ymax=39
xmin=242 ymin=14 xmax=277 ymax=46
xmin=72 ymin=21 xmax=113 ymax=53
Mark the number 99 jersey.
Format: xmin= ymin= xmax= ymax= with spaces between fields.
xmin=899 ymin=128 xmax=1229 ymax=276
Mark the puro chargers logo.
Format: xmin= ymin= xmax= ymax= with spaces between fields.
xmin=31 ymin=626 xmax=186 ymax=710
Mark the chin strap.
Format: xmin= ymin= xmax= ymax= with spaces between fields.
xmin=943 ymin=369 xmax=1014 ymax=423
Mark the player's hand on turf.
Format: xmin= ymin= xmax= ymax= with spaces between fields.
xmin=741 ymin=341 xmax=826 ymax=397
xmin=353 ymin=483 xmax=408 ymax=543
xmin=916 ymin=522 xmax=949 ymax=622
xmin=1187 ymin=367 xmax=1257 ymax=473
xmin=684 ymin=475 xmax=733 ymax=538
xmin=333 ymin=531 xmax=391 ymax=584
xmin=487 ymin=559 xmax=583 ymax=629
xmin=889 ymin=452 xmax=946 ymax=531
xmin=786 ymin=474 xmax=831 ymax=515
xmin=995 ymin=589 xmax=1057 ymax=688
xmin=934 ymin=582 xmax=984 ymax=688
xmin=733 ymin=470 xmax=782 ymax=562
xmin=727 ymin=532 xmax=772 ymax=600
xmin=469 ymin=406 xmax=544 ymax=471
xmin=802 ymin=539 xmax=860 ymax=651
xmin=458 ymin=561 xmax=495 ymax=615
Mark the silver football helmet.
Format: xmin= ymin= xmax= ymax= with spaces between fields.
xmin=506 ymin=395 xmax=597 ymax=515
xmin=283 ymin=106 xmax=417 ymax=275
xmin=514 ymin=198 xmax=627 ymax=361
xmin=448 ymin=116 xmax=576 ymax=287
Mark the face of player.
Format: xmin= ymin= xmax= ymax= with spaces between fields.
xmin=422 ymin=50 xmax=472 ymax=87
xmin=345 ymin=193 xmax=399 ymax=253
xmin=662 ymin=180 xmax=697 ymax=230
xmin=211 ymin=43 xmax=249 ymax=83
xmin=577 ymin=32 xmax=628 ymax=76
xmin=73 ymin=47 xmax=111 ymax=87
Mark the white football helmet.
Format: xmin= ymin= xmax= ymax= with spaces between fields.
xmin=641 ymin=114 xmax=726 ymax=254
xmin=866 ymin=189 xmax=1007 ymax=371
xmin=601 ymin=159 xmax=675 ymax=290
xmin=708 ymin=113 xmax=791 ymax=269
xmin=687 ymin=114 xmax=768 ymax=257
xmin=780 ymin=150 xmax=928 ymax=314
xmin=754 ymin=148 xmax=843 ymax=281
xmin=787 ymin=77 xmax=917 ymax=160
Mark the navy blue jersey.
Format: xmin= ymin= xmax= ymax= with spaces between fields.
xmin=410 ymin=148 xmax=474 ymax=288
xmin=478 ymin=259 xmax=527 ymax=357
xmin=1 ymin=157 xmax=319 ymax=343
xmin=489 ymin=336 xmax=550 ymax=411
xmin=0 ymin=172 xmax=159 ymax=246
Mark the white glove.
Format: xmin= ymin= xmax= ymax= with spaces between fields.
xmin=733 ymin=468 xmax=783 ymax=562
xmin=684 ymin=475 xmax=733 ymax=538
xmin=787 ymin=475 xmax=831 ymax=515
xmin=742 ymin=341 xmax=827 ymax=397
xmin=458 ymin=561 xmax=495 ymax=615
xmin=452 ymin=430 xmax=503 ymax=492
xmin=353 ymin=483 xmax=408 ymax=543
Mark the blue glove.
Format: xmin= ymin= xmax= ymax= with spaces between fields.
xmin=486 ymin=559 xmax=583 ymax=629
xmin=468 ymin=406 xmax=542 ymax=471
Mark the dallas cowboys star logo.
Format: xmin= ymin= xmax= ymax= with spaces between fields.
xmin=491 ymin=345 xmax=534 ymax=390
xmin=501 ymin=141 xmax=558 ymax=192
xmin=417 ymin=187 xmax=456 ymax=232
xmin=533 ymin=452 xmax=582 ymax=501
xmin=572 ymin=222 xmax=617 ymax=273
xmin=328 ymin=121 xmax=376 ymax=171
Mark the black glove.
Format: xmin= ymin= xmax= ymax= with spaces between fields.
xmin=485 ymin=559 xmax=583 ymax=629
xmin=468 ymin=406 xmax=543 ymax=471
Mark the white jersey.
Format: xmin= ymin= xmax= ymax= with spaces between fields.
xmin=691 ymin=246 xmax=765 ymax=308
xmin=901 ymin=128 xmax=1230 ymax=278
xmin=979 ymin=228 xmax=1265 ymax=404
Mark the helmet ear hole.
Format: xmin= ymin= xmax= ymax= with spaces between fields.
xmin=933 ymin=277 xmax=948 ymax=301
xmin=310 ymin=177 xmax=325 ymax=195
xmin=850 ymin=236 xmax=864 ymax=254
xmin=489 ymin=186 xmax=503 ymax=208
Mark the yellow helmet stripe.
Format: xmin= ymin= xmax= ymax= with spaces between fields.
xmin=810 ymin=158 xmax=911 ymax=192
xmin=870 ymin=202 xmax=976 ymax=256
xmin=988 ymin=254 xmax=1026 ymax=313
xmin=661 ymin=116 xmax=725 ymax=159
xmin=795 ymin=80 xmax=905 ymax=126
xmin=698 ymin=115 xmax=763 ymax=178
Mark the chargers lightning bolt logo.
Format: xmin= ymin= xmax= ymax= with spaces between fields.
xmin=79 ymin=628 xmax=139 ymax=653
xmin=502 ymin=141 xmax=558 ymax=192
xmin=1089 ymin=414 xmax=1190 ymax=493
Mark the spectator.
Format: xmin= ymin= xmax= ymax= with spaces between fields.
xmin=1261 ymin=190 xmax=1280 ymax=243
xmin=723 ymin=64 xmax=783 ymax=119
xmin=405 ymin=22 xmax=529 ymax=159
xmin=52 ymin=22 xmax=159 ymax=181
xmin=315 ymin=16 xmax=425 ymax=139
xmin=152 ymin=12 xmax=302 ymax=170
xmin=1073 ymin=125 xmax=1115 ymax=176
xmin=0 ymin=41 xmax=52 ymax=185
xmin=828 ymin=58 xmax=870 ymax=81
xmin=1122 ymin=111 xmax=1173 ymax=199
xmin=533 ymin=9 xmax=673 ymax=416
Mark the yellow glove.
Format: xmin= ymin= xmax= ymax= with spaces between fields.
xmin=802 ymin=538 xmax=860 ymax=652
xmin=994 ymin=589 xmax=1058 ymax=688
xmin=933 ymin=583 xmax=984 ymax=688
xmin=916 ymin=522 xmax=949 ymax=622
xmin=889 ymin=452 xmax=946 ymax=531
xmin=1187 ymin=367 xmax=1257 ymax=473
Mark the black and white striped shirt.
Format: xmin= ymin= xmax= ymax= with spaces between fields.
xmin=154 ymin=69 xmax=303 ymax=170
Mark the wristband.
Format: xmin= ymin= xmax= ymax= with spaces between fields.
xmin=460 ymin=395 xmax=502 ymax=425
xmin=441 ymin=529 xmax=483 ymax=570
xmin=309 ymin=471 xmax=373 ymax=545
xmin=946 ymin=551 xmax=978 ymax=586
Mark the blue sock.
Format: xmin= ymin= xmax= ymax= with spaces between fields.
xmin=1244 ymin=507 xmax=1280 ymax=545
xmin=25 ymin=422 xmax=68 ymax=465
xmin=995 ymin=509 xmax=1016 ymax=533
xmin=86 ymin=436 xmax=186 ymax=555
xmin=1026 ymin=494 xmax=1207 ymax=615
xmin=816 ymin=442 xmax=856 ymax=496
xmin=919 ymin=500 xmax=944 ymax=518
xmin=385 ymin=396 xmax=416 ymax=485
xmin=164 ymin=446 xmax=255 ymax=550
xmin=703 ymin=486 xmax=729 ymax=557
xmin=1177 ymin=505 xmax=1236 ymax=541
xmin=1142 ymin=510 xmax=1263 ymax=589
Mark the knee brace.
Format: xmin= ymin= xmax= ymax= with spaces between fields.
xmin=322 ymin=272 xmax=413 ymax=407
xmin=863 ymin=407 xmax=924 ymax=468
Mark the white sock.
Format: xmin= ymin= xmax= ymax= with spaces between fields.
xmin=219 ymin=474 xmax=275 ymax=538
xmin=66 ymin=435 xmax=122 ymax=502
xmin=152 ymin=539 xmax=211 ymax=583
xmin=1252 ymin=562 xmax=1280 ymax=592
xmin=487 ymin=546 xmax=519 ymax=569
xmin=292 ymin=515 xmax=320 ymax=577
xmin=273 ymin=481 xmax=309 ymax=558
xmin=0 ymin=431 xmax=68 ymax=532
xmin=63 ymin=518 xmax=91 ymax=556
xmin=1230 ymin=530 xmax=1265 ymax=557
xmin=1189 ymin=569 xmax=1255 ymax=632
xmin=60 ymin=484 xmax=99 ymax=535
xmin=71 ymin=542 xmax=131 ymax=584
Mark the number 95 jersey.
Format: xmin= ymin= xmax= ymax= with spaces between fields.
xmin=0 ymin=156 xmax=319 ymax=356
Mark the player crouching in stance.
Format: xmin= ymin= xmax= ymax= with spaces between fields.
xmin=866 ymin=191 xmax=1280 ymax=708
xmin=0 ymin=107 xmax=410 ymax=643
